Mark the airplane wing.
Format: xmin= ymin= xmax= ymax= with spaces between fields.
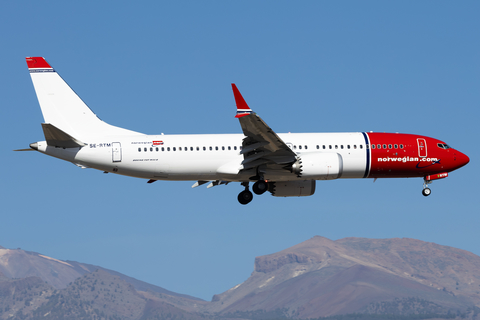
xmin=232 ymin=84 xmax=297 ymax=171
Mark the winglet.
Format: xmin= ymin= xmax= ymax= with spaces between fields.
xmin=26 ymin=57 xmax=53 ymax=70
xmin=232 ymin=84 xmax=253 ymax=118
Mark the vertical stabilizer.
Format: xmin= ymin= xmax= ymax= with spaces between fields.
xmin=26 ymin=57 xmax=143 ymax=140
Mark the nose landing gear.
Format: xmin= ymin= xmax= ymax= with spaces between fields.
xmin=422 ymin=187 xmax=431 ymax=196
xmin=422 ymin=178 xmax=431 ymax=197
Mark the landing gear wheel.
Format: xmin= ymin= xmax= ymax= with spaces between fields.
xmin=422 ymin=188 xmax=431 ymax=197
xmin=252 ymin=180 xmax=268 ymax=195
xmin=238 ymin=190 xmax=253 ymax=205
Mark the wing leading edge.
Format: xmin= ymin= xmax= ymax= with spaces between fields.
xmin=231 ymin=84 xmax=297 ymax=171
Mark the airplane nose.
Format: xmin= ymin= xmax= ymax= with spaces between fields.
xmin=454 ymin=150 xmax=469 ymax=169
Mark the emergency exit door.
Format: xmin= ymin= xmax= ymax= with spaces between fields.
xmin=112 ymin=142 xmax=122 ymax=162
xmin=417 ymin=138 xmax=427 ymax=158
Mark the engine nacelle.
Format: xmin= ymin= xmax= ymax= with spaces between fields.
xmin=291 ymin=153 xmax=343 ymax=180
xmin=269 ymin=180 xmax=316 ymax=197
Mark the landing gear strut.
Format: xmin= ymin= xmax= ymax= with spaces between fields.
xmin=238 ymin=182 xmax=253 ymax=205
xmin=422 ymin=178 xmax=431 ymax=197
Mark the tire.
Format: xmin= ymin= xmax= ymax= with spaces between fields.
xmin=422 ymin=188 xmax=431 ymax=197
xmin=252 ymin=180 xmax=268 ymax=195
xmin=238 ymin=190 xmax=253 ymax=205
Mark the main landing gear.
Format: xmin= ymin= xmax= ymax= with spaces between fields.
xmin=422 ymin=178 xmax=431 ymax=197
xmin=238 ymin=180 xmax=269 ymax=205
xmin=238 ymin=182 xmax=253 ymax=205
xmin=252 ymin=180 xmax=268 ymax=195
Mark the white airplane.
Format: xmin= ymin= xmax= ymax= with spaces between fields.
xmin=22 ymin=57 xmax=469 ymax=204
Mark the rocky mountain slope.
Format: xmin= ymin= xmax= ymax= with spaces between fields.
xmin=0 ymin=269 xmax=209 ymax=320
xmin=0 ymin=246 xmax=200 ymax=301
xmin=1 ymin=237 xmax=480 ymax=319
xmin=0 ymin=247 xmax=208 ymax=319
xmin=207 ymin=236 xmax=480 ymax=318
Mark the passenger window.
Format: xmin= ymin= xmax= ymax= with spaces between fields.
xmin=228 ymin=146 xmax=231 ymax=150
xmin=196 ymin=147 xmax=199 ymax=151
xmin=162 ymin=147 xmax=165 ymax=151
xmin=329 ymin=145 xmax=332 ymax=149
xmin=299 ymin=145 xmax=302 ymax=150
xmin=144 ymin=147 xmax=147 ymax=152
xmin=371 ymin=144 xmax=375 ymax=149
xmin=347 ymin=145 xmax=350 ymax=149
xmin=316 ymin=145 xmax=319 ymax=149
xmin=394 ymin=144 xmax=398 ymax=149
xmin=138 ymin=148 xmax=141 ymax=152
xmin=360 ymin=145 xmax=363 ymax=149
xmin=222 ymin=146 xmax=225 ymax=150
xmin=173 ymin=147 xmax=176 ymax=151
xmin=400 ymin=144 xmax=404 ymax=149
xmin=234 ymin=146 xmax=237 ymax=150
xmin=203 ymin=147 xmax=206 ymax=151
xmin=335 ymin=145 xmax=338 ymax=149
xmin=305 ymin=145 xmax=308 ymax=150
xmin=323 ymin=145 xmax=326 ymax=149
xmin=166 ymin=147 xmax=170 ymax=151
xmin=294 ymin=145 xmax=297 ymax=149
xmin=383 ymin=144 xmax=386 ymax=149
xmin=156 ymin=147 xmax=159 ymax=151
xmin=341 ymin=145 xmax=344 ymax=149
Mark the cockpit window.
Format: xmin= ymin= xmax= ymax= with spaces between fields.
xmin=437 ymin=143 xmax=451 ymax=149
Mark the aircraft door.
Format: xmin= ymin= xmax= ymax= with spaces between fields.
xmin=417 ymin=138 xmax=427 ymax=158
xmin=112 ymin=142 xmax=122 ymax=162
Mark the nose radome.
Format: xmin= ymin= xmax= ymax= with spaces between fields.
xmin=455 ymin=151 xmax=470 ymax=168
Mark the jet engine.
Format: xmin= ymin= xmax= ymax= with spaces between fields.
xmin=291 ymin=153 xmax=343 ymax=180
xmin=269 ymin=180 xmax=316 ymax=197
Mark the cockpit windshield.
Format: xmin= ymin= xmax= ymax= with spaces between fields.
xmin=437 ymin=143 xmax=451 ymax=149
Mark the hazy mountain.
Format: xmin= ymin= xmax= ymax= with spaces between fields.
xmin=2 ymin=237 xmax=480 ymax=319
xmin=207 ymin=236 xmax=480 ymax=318
xmin=0 ymin=246 xmax=201 ymax=301
xmin=0 ymin=269 xmax=210 ymax=320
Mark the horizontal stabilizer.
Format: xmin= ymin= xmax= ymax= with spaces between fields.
xmin=42 ymin=123 xmax=86 ymax=148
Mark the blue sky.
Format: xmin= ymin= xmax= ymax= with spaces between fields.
xmin=1 ymin=1 xmax=479 ymax=301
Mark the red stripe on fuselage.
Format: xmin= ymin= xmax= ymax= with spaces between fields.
xmin=367 ymin=133 xmax=466 ymax=178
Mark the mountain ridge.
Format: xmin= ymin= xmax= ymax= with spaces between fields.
xmin=2 ymin=236 xmax=480 ymax=319
xmin=206 ymin=236 xmax=480 ymax=317
xmin=0 ymin=247 xmax=202 ymax=301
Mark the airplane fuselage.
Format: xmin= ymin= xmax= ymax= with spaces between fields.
xmin=32 ymin=131 xmax=467 ymax=182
